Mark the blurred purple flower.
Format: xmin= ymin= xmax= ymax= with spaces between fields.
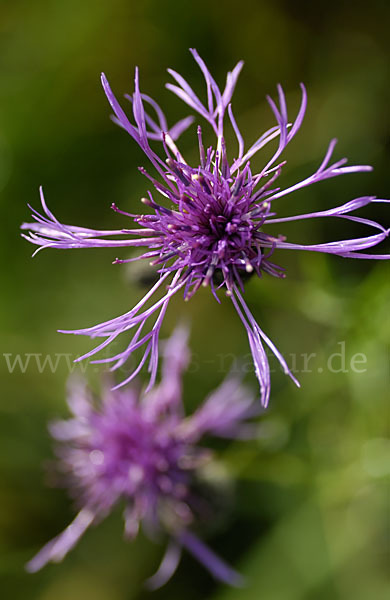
xmin=21 ymin=49 xmax=390 ymax=406
xmin=26 ymin=327 xmax=257 ymax=588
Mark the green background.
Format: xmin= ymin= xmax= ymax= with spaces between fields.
xmin=1 ymin=0 xmax=389 ymax=598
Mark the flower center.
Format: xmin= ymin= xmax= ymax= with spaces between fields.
xmin=137 ymin=159 xmax=273 ymax=291
xmin=85 ymin=415 xmax=190 ymax=506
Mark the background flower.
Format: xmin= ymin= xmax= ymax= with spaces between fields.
xmin=26 ymin=327 xmax=256 ymax=588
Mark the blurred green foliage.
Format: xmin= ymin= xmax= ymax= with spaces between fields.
xmin=0 ymin=0 xmax=389 ymax=598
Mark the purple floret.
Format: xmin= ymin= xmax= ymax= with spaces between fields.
xmin=21 ymin=49 xmax=390 ymax=406
xmin=26 ymin=327 xmax=256 ymax=588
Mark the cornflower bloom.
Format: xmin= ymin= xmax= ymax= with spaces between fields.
xmin=21 ymin=49 xmax=390 ymax=406
xmin=26 ymin=328 xmax=257 ymax=588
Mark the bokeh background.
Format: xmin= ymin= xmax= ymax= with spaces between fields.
xmin=1 ymin=0 xmax=389 ymax=598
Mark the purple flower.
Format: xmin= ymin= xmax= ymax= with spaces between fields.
xmin=21 ymin=49 xmax=390 ymax=406
xmin=26 ymin=327 xmax=257 ymax=588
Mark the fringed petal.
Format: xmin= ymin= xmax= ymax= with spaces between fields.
xmin=26 ymin=509 xmax=95 ymax=573
xmin=179 ymin=530 xmax=244 ymax=587
xmin=145 ymin=540 xmax=182 ymax=590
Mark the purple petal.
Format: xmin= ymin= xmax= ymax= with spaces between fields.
xmin=145 ymin=540 xmax=182 ymax=590
xmin=168 ymin=115 xmax=195 ymax=140
xmin=26 ymin=509 xmax=95 ymax=573
xmin=179 ymin=530 xmax=244 ymax=587
xmin=272 ymin=230 xmax=389 ymax=256
xmin=166 ymin=73 xmax=209 ymax=120
xmin=266 ymin=196 xmax=381 ymax=223
xmin=101 ymin=73 xmax=140 ymax=143
xmin=188 ymin=374 xmax=257 ymax=439
xmin=228 ymin=104 xmax=244 ymax=160
xmin=189 ymin=48 xmax=222 ymax=113
xmin=222 ymin=61 xmax=244 ymax=110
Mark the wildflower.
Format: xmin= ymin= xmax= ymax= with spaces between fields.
xmin=26 ymin=328 xmax=257 ymax=588
xmin=21 ymin=49 xmax=390 ymax=406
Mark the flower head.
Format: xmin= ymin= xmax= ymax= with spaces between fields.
xmin=26 ymin=327 xmax=256 ymax=588
xmin=21 ymin=49 xmax=390 ymax=406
